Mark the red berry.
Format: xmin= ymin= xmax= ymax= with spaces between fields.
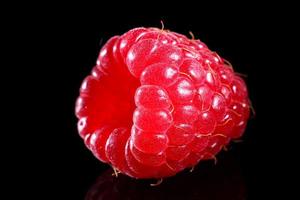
xmin=194 ymin=111 xmax=217 ymax=135
xmin=166 ymin=145 xmax=190 ymax=162
xmin=211 ymin=93 xmax=226 ymax=121
xmin=134 ymin=85 xmax=171 ymax=109
xmin=140 ymin=63 xmax=179 ymax=87
xmin=166 ymin=124 xmax=195 ymax=146
xmin=180 ymin=58 xmax=205 ymax=84
xmin=133 ymin=107 xmax=172 ymax=132
xmin=173 ymin=104 xmax=199 ymax=125
xmin=75 ymin=27 xmax=250 ymax=179
xmin=166 ymin=76 xmax=196 ymax=104
xmin=131 ymin=126 xmax=168 ymax=154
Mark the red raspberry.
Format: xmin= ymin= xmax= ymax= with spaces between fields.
xmin=75 ymin=27 xmax=250 ymax=179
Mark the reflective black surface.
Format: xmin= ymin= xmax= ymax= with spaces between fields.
xmin=85 ymin=153 xmax=246 ymax=200
xmin=16 ymin=4 xmax=287 ymax=199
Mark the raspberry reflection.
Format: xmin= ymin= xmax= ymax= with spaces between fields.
xmin=85 ymin=154 xmax=246 ymax=200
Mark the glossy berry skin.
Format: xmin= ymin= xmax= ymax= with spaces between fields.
xmin=75 ymin=27 xmax=250 ymax=179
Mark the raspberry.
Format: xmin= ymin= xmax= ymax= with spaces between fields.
xmin=75 ymin=27 xmax=250 ymax=179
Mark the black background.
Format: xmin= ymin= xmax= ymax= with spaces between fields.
xmin=8 ymin=3 xmax=292 ymax=199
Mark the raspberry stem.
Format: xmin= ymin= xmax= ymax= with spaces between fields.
xmin=213 ymin=134 xmax=227 ymax=138
xmin=249 ymin=99 xmax=256 ymax=118
xmin=235 ymin=72 xmax=248 ymax=78
xmin=190 ymin=166 xmax=195 ymax=172
xmin=223 ymin=58 xmax=234 ymax=69
xmin=112 ymin=167 xmax=121 ymax=177
xmin=160 ymin=20 xmax=165 ymax=31
xmin=223 ymin=146 xmax=228 ymax=151
xmin=150 ymin=178 xmax=163 ymax=186
xmin=189 ymin=31 xmax=195 ymax=40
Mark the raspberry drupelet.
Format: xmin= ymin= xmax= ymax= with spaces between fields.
xmin=75 ymin=27 xmax=250 ymax=179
